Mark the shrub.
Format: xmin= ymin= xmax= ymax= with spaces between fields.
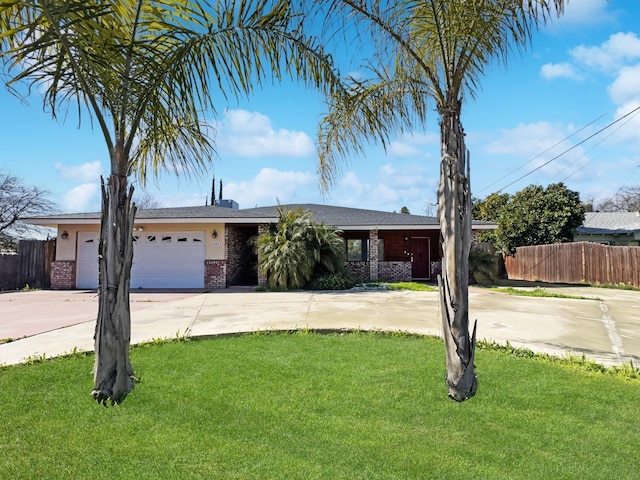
xmin=469 ymin=247 xmax=498 ymax=285
xmin=305 ymin=269 xmax=359 ymax=290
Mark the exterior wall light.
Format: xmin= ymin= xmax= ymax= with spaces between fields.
xmin=212 ymin=229 xmax=218 ymax=239
xmin=61 ymin=230 xmax=69 ymax=240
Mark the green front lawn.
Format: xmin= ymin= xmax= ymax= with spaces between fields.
xmin=1 ymin=333 xmax=638 ymax=479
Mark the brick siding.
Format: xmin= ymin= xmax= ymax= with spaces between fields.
xmin=204 ymin=260 xmax=226 ymax=290
xmin=345 ymin=261 xmax=370 ymax=282
xmin=378 ymin=261 xmax=412 ymax=282
xmin=51 ymin=260 xmax=76 ymax=290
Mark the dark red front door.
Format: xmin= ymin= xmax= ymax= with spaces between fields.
xmin=410 ymin=237 xmax=430 ymax=279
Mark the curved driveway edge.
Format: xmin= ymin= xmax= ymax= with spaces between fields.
xmin=1 ymin=286 xmax=639 ymax=367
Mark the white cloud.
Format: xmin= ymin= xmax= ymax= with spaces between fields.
xmin=63 ymin=183 xmax=100 ymax=213
xmin=540 ymin=62 xmax=582 ymax=80
xmin=216 ymin=109 xmax=314 ymax=158
xmin=330 ymin=164 xmax=437 ymax=214
xmin=223 ymin=167 xmax=316 ymax=207
xmin=339 ymin=171 xmax=364 ymax=196
xmin=484 ymin=122 xmax=591 ymax=182
xmin=552 ymin=0 xmax=616 ymax=28
xmin=54 ymin=161 xmax=103 ymax=182
xmin=571 ymin=32 xmax=640 ymax=73
xmin=389 ymin=141 xmax=422 ymax=157
xmin=611 ymin=100 xmax=640 ymax=146
xmin=388 ymin=132 xmax=439 ymax=158
xmin=608 ymin=65 xmax=640 ymax=105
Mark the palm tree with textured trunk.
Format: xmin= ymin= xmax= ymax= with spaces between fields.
xmin=1 ymin=0 xmax=341 ymax=404
xmin=256 ymin=207 xmax=345 ymax=289
xmin=315 ymin=0 xmax=566 ymax=400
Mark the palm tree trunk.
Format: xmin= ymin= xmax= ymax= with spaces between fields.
xmin=92 ymin=175 xmax=136 ymax=405
xmin=437 ymin=103 xmax=477 ymax=401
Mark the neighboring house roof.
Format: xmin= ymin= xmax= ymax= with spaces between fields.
xmin=22 ymin=202 xmax=497 ymax=230
xmin=576 ymin=212 xmax=640 ymax=235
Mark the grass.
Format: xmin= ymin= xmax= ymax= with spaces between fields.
xmin=487 ymin=286 xmax=600 ymax=300
xmin=367 ymin=281 xmax=438 ymax=292
xmin=1 ymin=333 xmax=639 ymax=479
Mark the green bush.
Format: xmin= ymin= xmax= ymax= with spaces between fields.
xmin=305 ymin=269 xmax=359 ymax=290
xmin=469 ymin=247 xmax=498 ymax=285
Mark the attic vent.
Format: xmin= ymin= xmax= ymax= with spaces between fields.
xmin=214 ymin=199 xmax=239 ymax=209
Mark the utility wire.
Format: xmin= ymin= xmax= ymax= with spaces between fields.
xmin=495 ymin=104 xmax=640 ymax=193
xmin=476 ymin=112 xmax=608 ymax=195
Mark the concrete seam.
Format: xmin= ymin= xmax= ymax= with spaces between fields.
xmin=599 ymin=300 xmax=624 ymax=363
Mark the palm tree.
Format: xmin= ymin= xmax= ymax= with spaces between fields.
xmin=256 ymin=207 xmax=345 ymax=289
xmin=315 ymin=0 xmax=566 ymax=400
xmin=0 ymin=0 xmax=341 ymax=404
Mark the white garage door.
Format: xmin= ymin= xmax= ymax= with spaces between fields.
xmin=76 ymin=231 xmax=206 ymax=289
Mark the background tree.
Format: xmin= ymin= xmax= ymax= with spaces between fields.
xmin=133 ymin=191 xmax=161 ymax=210
xmin=1 ymin=0 xmax=340 ymax=404
xmin=316 ymin=0 xmax=565 ymax=400
xmin=0 ymin=171 xmax=58 ymax=251
xmin=594 ymin=186 xmax=640 ymax=212
xmin=399 ymin=206 xmax=410 ymax=214
xmin=256 ymin=207 xmax=345 ymax=290
xmin=492 ymin=183 xmax=585 ymax=255
xmin=472 ymin=192 xmax=511 ymax=244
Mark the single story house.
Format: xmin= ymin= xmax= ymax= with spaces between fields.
xmin=23 ymin=202 xmax=496 ymax=290
xmin=574 ymin=212 xmax=640 ymax=246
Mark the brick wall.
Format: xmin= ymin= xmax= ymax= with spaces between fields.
xmin=204 ymin=260 xmax=226 ymax=290
xmin=226 ymin=225 xmax=258 ymax=286
xmin=345 ymin=261 xmax=370 ymax=282
xmin=51 ymin=260 xmax=76 ymax=290
xmin=430 ymin=260 xmax=442 ymax=279
xmin=369 ymin=229 xmax=379 ymax=281
xmin=378 ymin=261 xmax=412 ymax=282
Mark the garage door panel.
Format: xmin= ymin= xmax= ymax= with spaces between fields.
xmin=77 ymin=231 xmax=205 ymax=289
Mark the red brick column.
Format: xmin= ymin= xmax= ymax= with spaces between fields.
xmin=204 ymin=260 xmax=226 ymax=290
xmin=51 ymin=260 xmax=76 ymax=290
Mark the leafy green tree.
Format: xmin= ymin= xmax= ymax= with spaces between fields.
xmin=1 ymin=0 xmax=340 ymax=404
xmin=400 ymin=206 xmax=410 ymax=214
xmin=256 ymin=207 xmax=345 ymax=289
xmin=496 ymin=183 xmax=585 ymax=255
xmin=315 ymin=0 xmax=566 ymax=400
xmin=472 ymin=192 xmax=511 ymax=244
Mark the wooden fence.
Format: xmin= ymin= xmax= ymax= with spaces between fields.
xmin=0 ymin=239 xmax=56 ymax=291
xmin=504 ymin=242 xmax=640 ymax=287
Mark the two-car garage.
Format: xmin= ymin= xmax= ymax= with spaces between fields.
xmin=76 ymin=231 xmax=206 ymax=289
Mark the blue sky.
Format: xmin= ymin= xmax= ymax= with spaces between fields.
xmin=1 ymin=0 xmax=640 ymax=216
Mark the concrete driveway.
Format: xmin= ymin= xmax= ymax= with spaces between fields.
xmin=1 ymin=286 xmax=639 ymax=367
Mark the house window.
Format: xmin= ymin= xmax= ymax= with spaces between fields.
xmin=347 ymin=239 xmax=368 ymax=261
xmin=378 ymin=238 xmax=384 ymax=262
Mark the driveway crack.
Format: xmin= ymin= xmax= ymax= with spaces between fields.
xmin=599 ymin=300 xmax=624 ymax=363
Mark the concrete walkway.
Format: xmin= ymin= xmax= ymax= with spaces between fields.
xmin=1 ymin=286 xmax=639 ymax=367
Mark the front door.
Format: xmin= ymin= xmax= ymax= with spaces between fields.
xmin=410 ymin=237 xmax=430 ymax=279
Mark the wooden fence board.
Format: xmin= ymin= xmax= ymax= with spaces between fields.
xmin=505 ymin=242 xmax=640 ymax=287
xmin=0 ymin=254 xmax=18 ymax=290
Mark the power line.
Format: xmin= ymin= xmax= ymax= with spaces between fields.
xmin=495 ymin=104 xmax=640 ymax=194
xmin=476 ymin=112 xmax=608 ymax=195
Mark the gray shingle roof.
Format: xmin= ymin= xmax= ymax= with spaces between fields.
xmin=23 ymin=202 xmax=497 ymax=229
xmin=243 ymin=204 xmax=440 ymax=227
xmin=577 ymin=212 xmax=640 ymax=235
